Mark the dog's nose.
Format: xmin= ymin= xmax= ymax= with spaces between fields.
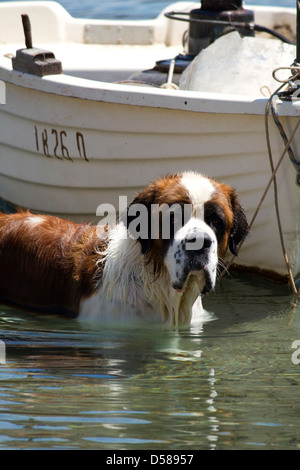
xmin=170 ymin=231 xmax=216 ymax=293
xmin=185 ymin=233 xmax=212 ymax=253
xmin=184 ymin=233 xmax=214 ymax=273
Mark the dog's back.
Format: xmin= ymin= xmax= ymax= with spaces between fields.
xmin=0 ymin=211 xmax=107 ymax=316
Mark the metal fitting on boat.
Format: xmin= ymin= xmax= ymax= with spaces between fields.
xmin=12 ymin=14 xmax=62 ymax=77
xmin=188 ymin=0 xmax=254 ymax=55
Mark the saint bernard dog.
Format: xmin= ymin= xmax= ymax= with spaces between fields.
xmin=0 ymin=172 xmax=248 ymax=325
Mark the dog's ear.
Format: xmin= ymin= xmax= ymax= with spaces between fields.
xmin=125 ymin=187 xmax=156 ymax=255
xmin=228 ymin=189 xmax=249 ymax=256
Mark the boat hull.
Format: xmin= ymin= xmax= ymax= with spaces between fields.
xmin=1 ymin=78 xmax=300 ymax=279
xmin=1 ymin=1 xmax=300 ymax=281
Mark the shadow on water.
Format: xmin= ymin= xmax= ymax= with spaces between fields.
xmin=204 ymin=272 xmax=298 ymax=329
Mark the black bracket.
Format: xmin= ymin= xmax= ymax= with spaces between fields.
xmin=12 ymin=14 xmax=62 ymax=77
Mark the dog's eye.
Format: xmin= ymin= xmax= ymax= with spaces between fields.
xmin=168 ymin=206 xmax=185 ymax=226
xmin=205 ymin=212 xmax=225 ymax=241
xmin=210 ymin=217 xmax=221 ymax=228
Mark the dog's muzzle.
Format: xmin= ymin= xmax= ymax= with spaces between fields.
xmin=170 ymin=233 xmax=217 ymax=295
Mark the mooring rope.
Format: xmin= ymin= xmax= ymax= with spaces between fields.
xmin=271 ymin=66 xmax=300 ymax=177
xmin=266 ymin=95 xmax=300 ymax=295
xmin=218 ymin=76 xmax=300 ymax=295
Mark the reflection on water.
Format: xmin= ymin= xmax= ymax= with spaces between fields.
xmin=0 ymin=273 xmax=300 ymax=449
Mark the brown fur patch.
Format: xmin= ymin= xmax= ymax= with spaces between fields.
xmin=210 ymin=180 xmax=248 ymax=257
xmin=209 ymin=182 xmax=235 ymax=256
xmin=127 ymin=173 xmax=192 ymax=275
xmin=0 ymin=211 xmax=108 ymax=316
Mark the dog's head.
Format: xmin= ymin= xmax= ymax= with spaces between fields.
xmin=125 ymin=172 xmax=248 ymax=295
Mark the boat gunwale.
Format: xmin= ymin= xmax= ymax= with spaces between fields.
xmin=2 ymin=63 xmax=300 ymax=117
xmin=0 ymin=62 xmax=274 ymax=115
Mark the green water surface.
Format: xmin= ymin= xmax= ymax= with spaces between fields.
xmin=0 ymin=273 xmax=299 ymax=450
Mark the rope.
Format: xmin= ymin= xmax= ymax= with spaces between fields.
xmin=160 ymin=59 xmax=179 ymax=90
xmin=218 ymin=79 xmax=300 ymax=295
xmin=265 ymin=68 xmax=300 ymax=294
xmin=266 ymin=95 xmax=300 ymax=294
xmin=270 ymin=100 xmax=300 ymax=176
xmin=272 ymin=65 xmax=300 ymax=84
xmin=270 ymin=66 xmax=300 ymax=179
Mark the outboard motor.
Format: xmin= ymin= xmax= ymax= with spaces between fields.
xmin=188 ymin=0 xmax=254 ymax=55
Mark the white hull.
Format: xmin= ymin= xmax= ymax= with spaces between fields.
xmin=0 ymin=1 xmax=300 ymax=282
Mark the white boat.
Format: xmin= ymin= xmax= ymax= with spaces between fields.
xmin=1 ymin=0 xmax=300 ymax=286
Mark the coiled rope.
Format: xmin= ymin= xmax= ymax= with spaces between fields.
xmin=218 ymin=66 xmax=300 ymax=295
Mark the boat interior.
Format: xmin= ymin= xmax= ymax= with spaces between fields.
xmin=0 ymin=1 xmax=297 ymax=86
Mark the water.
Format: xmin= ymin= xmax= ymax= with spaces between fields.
xmin=54 ymin=0 xmax=298 ymax=19
xmin=1 ymin=273 xmax=300 ymax=450
xmin=1 ymin=0 xmax=300 ymax=452
xmin=0 ymin=0 xmax=297 ymax=19
xmin=48 ymin=0 xmax=299 ymax=19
